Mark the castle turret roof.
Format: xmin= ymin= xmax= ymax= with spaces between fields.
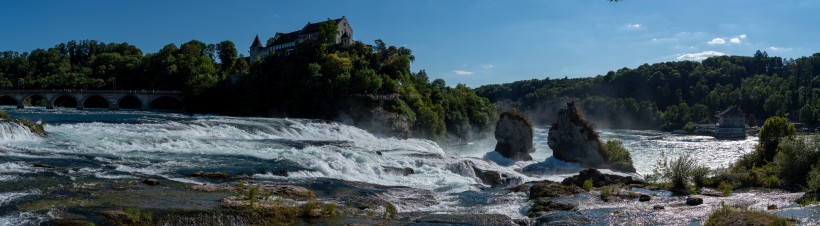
xmin=251 ymin=35 xmax=264 ymax=48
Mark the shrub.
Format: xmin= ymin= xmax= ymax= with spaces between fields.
xmin=583 ymin=179 xmax=594 ymax=191
xmin=691 ymin=166 xmax=710 ymax=189
xmin=599 ymin=139 xmax=633 ymax=166
xmin=653 ymin=152 xmax=699 ymax=190
xmin=383 ymin=203 xmax=397 ymax=219
xmin=247 ymin=186 xmax=259 ymax=207
xmin=600 ymin=186 xmax=614 ymax=201
xmin=322 ymin=202 xmax=336 ymax=216
xmin=303 ymin=199 xmax=320 ymax=217
xmin=808 ymin=166 xmax=820 ymax=192
xmin=757 ymin=116 xmax=795 ymax=164
xmin=718 ymin=181 xmax=733 ymax=196
xmin=774 ymin=135 xmax=820 ymax=187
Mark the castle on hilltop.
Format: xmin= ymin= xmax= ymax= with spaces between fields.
xmin=249 ymin=16 xmax=353 ymax=61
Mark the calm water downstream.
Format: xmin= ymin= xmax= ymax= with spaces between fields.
xmin=0 ymin=108 xmax=816 ymax=225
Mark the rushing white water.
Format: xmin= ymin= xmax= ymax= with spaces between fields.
xmin=4 ymin=108 xmax=808 ymax=225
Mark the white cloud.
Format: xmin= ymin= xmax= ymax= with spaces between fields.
xmin=625 ymin=23 xmax=641 ymax=30
xmin=481 ymin=64 xmax=495 ymax=70
xmin=729 ymin=38 xmax=741 ymax=44
xmin=707 ymin=38 xmax=726 ymax=45
xmin=769 ymin=46 xmax=793 ymax=52
xmin=739 ymin=34 xmax=747 ymax=39
xmin=454 ymin=70 xmax=474 ymax=76
xmin=677 ymin=51 xmax=726 ymax=61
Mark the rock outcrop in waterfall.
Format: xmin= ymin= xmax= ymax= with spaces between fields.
xmin=547 ymin=102 xmax=635 ymax=172
xmin=494 ymin=110 xmax=535 ymax=161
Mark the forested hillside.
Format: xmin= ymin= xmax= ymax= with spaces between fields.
xmin=0 ymin=20 xmax=496 ymax=141
xmin=476 ymin=51 xmax=820 ymax=130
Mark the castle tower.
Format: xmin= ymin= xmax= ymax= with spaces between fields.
xmin=249 ymin=35 xmax=264 ymax=63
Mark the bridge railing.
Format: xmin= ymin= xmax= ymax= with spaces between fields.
xmin=0 ymin=89 xmax=183 ymax=95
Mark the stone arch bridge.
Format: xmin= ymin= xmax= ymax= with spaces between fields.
xmin=0 ymin=90 xmax=183 ymax=111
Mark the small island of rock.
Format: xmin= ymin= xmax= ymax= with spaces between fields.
xmin=494 ymin=110 xmax=535 ymax=161
xmin=547 ymin=102 xmax=635 ymax=172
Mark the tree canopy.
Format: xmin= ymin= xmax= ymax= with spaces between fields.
xmin=476 ymin=51 xmax=820 ymax=130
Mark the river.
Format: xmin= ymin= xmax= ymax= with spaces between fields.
xmin=0 ymin=108 xmax=816 ymax=225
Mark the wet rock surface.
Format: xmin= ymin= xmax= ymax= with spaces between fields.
xmin=561 ymin=169 xmax=644 ymax=187
xmin=685 ymin=197 xmax=703 ymax=206
xmin=547 ymin=102 xmax=636 ymax=172
xmin=547 ymin=102 xmax=605 ymax=166
xmin=494 ymin=110 xmax=535 ymax=161
xmin=529 ymin=180 xmax=585 ymax=199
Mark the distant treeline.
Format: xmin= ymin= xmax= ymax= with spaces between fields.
xmin=475 ymin=51 xmax=820 ymax=130
xmin=0 ymin=20 xmax=496 ymax=141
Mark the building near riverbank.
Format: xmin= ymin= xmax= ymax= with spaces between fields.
xmin=714 ymin=106 xmax=746 ymax=139
xmin=249 ymin=16 xmax=353 ymax=61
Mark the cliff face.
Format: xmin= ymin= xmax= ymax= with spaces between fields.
xmin=547 ymin=102 xmax=607 ymax=168
xmin=349 ymin=107 xmax=411 ymax=138
xmin=494 ymin=110 xmax=534 ymax=161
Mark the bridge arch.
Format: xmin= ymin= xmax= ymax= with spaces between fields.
xmin=82 ymin=95 xmax=109 ymax=109
xmin=22 ymin=94 xmax=47 ymax=107
xmin=118 ymin=95 xmax=142 ymax=110
xmin=148 ymin=96 xmax=183 ymax=111
xmin=0 ymin=95 xmax=17 ymax=107
xmin=52 ymin=95 xmax=78 ymax=108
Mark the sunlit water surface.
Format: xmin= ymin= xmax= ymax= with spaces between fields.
xmin=0 ymin=108 xmax=815 ymax=225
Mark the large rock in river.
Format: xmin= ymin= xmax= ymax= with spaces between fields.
xmin=548 ymin=102 xmax=604 ymax=166
xmin=547 ymin=102 xmax=636 ymax=172
xmin=494 ymin=110 xmax=534 ymax=161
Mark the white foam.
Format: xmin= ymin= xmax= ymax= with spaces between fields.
xmin=0 ymin=190 xmax=39 ymax=206
xmin=0 ymin=121 xmax=40 ymax=143
xmin=0 ymin=162 xmax=38 ymax=174
xmin=0 ymin=212 xmax=47 ymax=226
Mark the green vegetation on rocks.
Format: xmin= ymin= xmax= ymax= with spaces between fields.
xmin=599 ymin=139 xmax=634 ymax=171
xmin=705 ymin=202 xmax=794 ymax=226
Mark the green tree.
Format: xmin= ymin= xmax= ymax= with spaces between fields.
xmin=217 ymin=40 xmax=238 ymax=73
xmin=758 ymin=116 xmax=796 ymax=164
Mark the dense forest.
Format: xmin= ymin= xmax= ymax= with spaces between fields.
xmin=0 ymin=20 xmax=496 ymax=141
xmin=476 ymin=51 xmax=820 ymax=131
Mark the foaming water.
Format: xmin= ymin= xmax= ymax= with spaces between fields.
xmin=0 ymin=108 xmax=797 ymax=224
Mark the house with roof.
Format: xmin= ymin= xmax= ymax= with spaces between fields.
xmin=249 ymin=16 xmax=353 ymax=62
xmin=714 ymin=106 xmax=746 ymax=139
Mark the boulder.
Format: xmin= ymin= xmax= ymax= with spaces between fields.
xmin=446 ymin=160 xmax=517 ymax=188
xmin=653 ymin=205 xmax=665 ymax=210
xmin=639 ymin=194 xmax=651 ymax=202
xmin=494 ymin=110 xmax=535 ymax=161
xmin=685 ymin=197 xmax=703 ymax=206
xmin=383 ymin=166 xmax=415 ymax=176
xmin=143 ymin=179 xmax=160 ymax=186
xmin=530 ymin=198 xmax=575 ymax=216
xmin=547 ymin=102 xmax=636 ymax=172
xmin=191 ymin=171 xmax=230 ymax=178
xmin=548 ymin=102 xmax=604 ymax=166
xmin=560 ymin=169 xmax=644 ymax=188
xmin=529 ymin=180 xmax=585 ymax=199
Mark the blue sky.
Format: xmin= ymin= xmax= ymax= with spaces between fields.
xmin=1 ymin=0 xmax=818 ymax=87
